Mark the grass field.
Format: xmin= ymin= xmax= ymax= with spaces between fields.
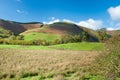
xmin=0 ymin=42 xmax=104 ymax=51
xmin=0 ymin=49 xmax=100 ymax=80
xmin=23 ymin=32 xmax=61 ymax=42
xmin=51 ymin=42 xmax=104 ymax=50
xmin=0 ymin=42 xmax=104 ymax=80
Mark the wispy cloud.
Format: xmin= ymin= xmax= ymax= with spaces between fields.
xmin=43 ymin=19 xmax=60 ymax=24
xmin=16 ymin=9 xmax=22 ymax=13
xmin=16 ymin=0 xmax=21 ymax=2
xmin=51 ymin=17 xmax=55 ymax=20
xmin=16 ymin=9 xmax=28 ymax=14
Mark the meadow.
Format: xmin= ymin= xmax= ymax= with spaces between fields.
xmin=0 ymin=37 xmax=119 ymax=80
xmin=0 ymin=42 xmax=103 ymax=51
xmin=0 ymin=42 xmax=103 ymax=80
xmin=0 ymin=49 xmax=99 ymax=80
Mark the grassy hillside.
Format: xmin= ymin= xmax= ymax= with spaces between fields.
xmin=23 ymin=32 xmax=61 ymax=42
xmin=107 ymin=30 xmax=120 ymax=36
xmin=21 ymin=22 xmax=99 ymax=42
xmin=48 ymin=22 xmax=83 ymax=35
xmin=21 ymin=22 xmax=84 ymax=35
xmin=0 ymin=18 xmax=100 ymax=42
xmin=0 ymin=19 xmax=43 ymax=34
xmin=0 ymin=18 xmax=119 ymax=42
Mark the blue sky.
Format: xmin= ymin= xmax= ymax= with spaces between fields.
xmin=0 ymin=0 xmax=120 ymax=30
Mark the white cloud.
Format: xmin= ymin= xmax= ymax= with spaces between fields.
xmin=77 ymin=18 xmax=104 ymax=30
xmin=108 ymin=5 xmax=120 ymax=20
xmin=43 ymin=19 xmax=60 ymax=24
xmin=107 ymin=28 xmax=115 ymax=30
xmin=16 ymin=9 xmax=22 ymax=13
xmin=62 ymin=19 xmax=75 ymax=23
xmin=48 ymin=17 xmax=56 ymax=20
xmin=51 ymin=17 xmax=55 ymax=20
xmin=16 ymin=9 xmax=28 ymax=14
xmin=43 ymin=18 xmax=119 ymax=30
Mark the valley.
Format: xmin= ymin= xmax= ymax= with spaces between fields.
xmin=0 ymin=18 xmax=119 ymax=80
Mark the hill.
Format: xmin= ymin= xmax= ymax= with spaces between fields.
xmin=48 ymin=22 xmax=83 ymax=35
xmin=107 ymin=30 xmax=120 ymax=36
xmin=21 ymin=22 xmax=99 ymax=42
xmin=0 ymin=19 xmax=43 ymax=34
xmin=21 ymin=22 xmax=83 ymax=35
xmin=1 ymin=18 xmax=114 ymax=42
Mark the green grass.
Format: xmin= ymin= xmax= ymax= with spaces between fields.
xmin=23 ymin=32 xmax=61 ymax=42
xmin=84 ymin=75 xmax=106 ymax=80
xmin=0 ymin=45 xmax=51 ymax=50
xmin=0 ymin=42 xmax=104 ymax=51
xmin=51 ymin=42 xmax=104 ymax=51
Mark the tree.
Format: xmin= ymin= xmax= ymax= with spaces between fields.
xmin=82 ymin=32 xmax=89 ymax=41
xmin=97 ymin=28 xmax=109 ymax=42
xmin=8 ymin=35 xmax=16 ymax=40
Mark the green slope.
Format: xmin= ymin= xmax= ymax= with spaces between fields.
xmin=23 ymin=32 xmax=61 ymax=42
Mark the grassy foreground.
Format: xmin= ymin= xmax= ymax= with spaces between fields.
xmin=0 ymin=42 xmax=104 ymax=80
xmin=0 ymin=42 xmax=104 ymax=51
xmin=0 ymin=49 xmax=99 ymax=80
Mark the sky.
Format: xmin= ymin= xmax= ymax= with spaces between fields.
xmin=0 ymin=0 xmax=120 ymax=30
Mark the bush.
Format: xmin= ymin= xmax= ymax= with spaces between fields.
xmin=52 ymin=39 xmax=61 ymax=45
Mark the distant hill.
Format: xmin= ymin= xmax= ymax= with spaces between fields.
xmin=0 ymin=19 xmax=43 ymax=34
xmin=2 ymin=18 xmax=119 ymax=42
xmin=48 ymin=22 xmax=83 ymax=35
xmin=107 ymin=30 xmax=120 ymax=36
xmin=22 ymin=22 xmax=99 ymax=42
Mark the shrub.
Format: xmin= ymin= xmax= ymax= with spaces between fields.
xmin=52 ymin=39 xmax=61 ymax=45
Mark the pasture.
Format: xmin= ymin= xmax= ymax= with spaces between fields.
xmin=0 ymin=42 xmax=104 ymax=51
xmin=0 ymin=42 xmax=104 ymax=80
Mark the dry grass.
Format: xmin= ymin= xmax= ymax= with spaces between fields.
xmin=0 ymin=49 xmax=100 ymax=79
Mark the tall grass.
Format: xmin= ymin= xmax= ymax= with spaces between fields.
xmin=87 ymin=35 xmax=120 ymax=80
xmin=0 ymin=49 xmax=98 ymax=80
